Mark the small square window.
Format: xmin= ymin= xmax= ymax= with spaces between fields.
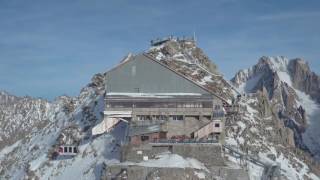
xmin=141 ymin=135 xmax=149 ymax=141
xmin=215 ymin=123 xmax=220 ymax=127
xmin=134 ymin=88 xmax=140 ymax=93
xmin=69 ymin=147 xmax=72 ymax=153
xmin=64 ymin=147 xmax=68 ymax=153
xmin=132 ymin=66 xmax=136 ymax=76
xmin=172 ymin=115 xmax=183 ymax=121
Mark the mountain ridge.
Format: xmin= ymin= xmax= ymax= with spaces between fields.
xmin=0 ymin=39 xmax=319 ymax=179
xmin=232 ymin=55 xmax=320 ymax=161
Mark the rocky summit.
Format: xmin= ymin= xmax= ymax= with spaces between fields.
xmin=0 ymin=37 xmax=320 ymax=180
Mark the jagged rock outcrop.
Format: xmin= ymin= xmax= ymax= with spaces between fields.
xmin=231 ymin=56 xmax=320 ymax=178
xmin=147 ymin=38 xmax=235 ymax=102
xmin=148 ymin=39 xmax=219 ymax=74
xmin=0 ymin=92 xmax=50 ymax=150
xmin=288 ymin=59 xmax=320 ymax=103
xmin=231 ymin=56 xmax=310 ymax=147
xmin=0 ymin=72 xmax=108 ymax=179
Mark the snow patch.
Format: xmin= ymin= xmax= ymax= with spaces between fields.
xmin=295 ymin=90 xmax=320 ymax=160
xmin=277 ymin=71 xmax=292 ymax=86
xmin=237 ymin=73 xmax=262 ymax=93
xmin=0 ymin=140 xmax=21 ymax=160
xmin=199 ymin=75 xmax=213 ymax=85
xmin=29 ymin=154 xmax=47 ymax=171
xmin=268 ymin=56 xmax=289 ymax=72
xmin=194 ymin=171 xmax=206 ymax=179
xmin=122 ymin=153 xmax=208 ymax=171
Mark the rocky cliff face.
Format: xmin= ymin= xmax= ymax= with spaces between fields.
xmin=0 ymin=72 xmax=113 ymax=179
xmin=288 ymin=59 xmax=320 ymax=103
xmin=150 ymin=39 xmax=219 ymax=74
xmin=231 ymin=56 xmax=320 ymax=164
xmin=0 ymin=92 xmax=51 ymax=150
xmin=147 ymin=38 xmax=236 ymax=102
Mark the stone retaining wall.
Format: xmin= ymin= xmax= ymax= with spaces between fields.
xmin=101 ymin=164 xmax=250 ymax=180
xmin=102 ymin=165 xmax=213 ymax=180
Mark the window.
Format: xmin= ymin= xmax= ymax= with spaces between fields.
xmin=172 ymin=115 xmax=183 ymax=121
xmin=64 ymin=147 xmax=68 ymax=153
xmin=215 ymin=123 xmax=220 ymax=127
xmin=59 ymin=147 xmax=63 ymax=153
xmin=160 ymin=115 xmax=167 ymax=120
xmin=137 ymin=115 xmax=143 ymax=121
xmin=132 ymin=65 xmax=136 ymax=76
xmin=215 ymin=105 xmax=220 ymax=110
xmin=69 ymin=147 xmax=72 ymax=153
xmin=134 ymin=88 xmax=140 ymax=93
xmin=154 ymin=115 xmax=167 ymax=121
xmin=74 ymin=147 xmax=78 ymax=153
xmin=137 ymin=115 xmax=151 ymax=121
xmin=141 ymin=135 xmax=149 ymax=141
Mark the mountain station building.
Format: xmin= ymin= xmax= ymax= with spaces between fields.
xmin=99 ymin=53 xmax=226 ymax=143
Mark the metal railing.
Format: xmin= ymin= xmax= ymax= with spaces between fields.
xmin=151 ymin=138 xmax=219 ymax=144
xmin=223 ymin=145 xmax=281 ymax=180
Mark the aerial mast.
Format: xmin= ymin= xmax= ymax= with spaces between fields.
xmin=193 ymin=31 xmax=197 ymax=45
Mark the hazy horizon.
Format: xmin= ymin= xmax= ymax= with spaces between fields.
xmin=0 ymin=0 xmax=319 ymax=100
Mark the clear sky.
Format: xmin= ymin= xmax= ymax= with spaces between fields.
xmin=0 ymin=0 xmax=319 ymax=100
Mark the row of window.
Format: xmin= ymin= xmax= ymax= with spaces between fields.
xmin=177 ymin=103 xmax=202 ymax=108
xmin=213 ymin=111 xmax=225 ymax=118
xmin=136 ymin=115 xmax=184 ymax=121
xmin=107 ymin=102 xmax=213 ymax=108
xmin=59 ymin=146 xmax=78 ymax=154
xmin=214 ymin=105 xmax=221 ymax=110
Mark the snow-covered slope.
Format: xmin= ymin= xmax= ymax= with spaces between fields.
xmin=0 ymin=91 xmax=50 ymax=150
xmin=225 ymin=91 xmax=320 ymax=180
xmin=231 ymin=56 xmax=320 ymax=171
xmin=0 ymin=73 xmax=128 ymax=179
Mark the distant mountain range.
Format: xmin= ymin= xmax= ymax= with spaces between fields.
xmin=0 ymin=38 xmax=319 ymax=179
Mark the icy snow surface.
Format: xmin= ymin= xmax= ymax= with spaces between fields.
xmin=122 ymin=152 xmax=208 ymax=170
xmin=296 ymin=90 xmax=320 ymax=160
xmin=237 ymin=74 xmax=262 ymax=93
xmin=0 ymin=140 xmax=21 ymax=160
xmin=194 ymin=171 xmax=206 ymax=179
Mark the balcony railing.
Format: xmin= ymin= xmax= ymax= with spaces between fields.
xmin=151 ymin=138 xmax=219 ymax=144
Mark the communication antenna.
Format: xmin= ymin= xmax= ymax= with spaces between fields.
xmin=193 ymin=31 xmax=197 ymax=45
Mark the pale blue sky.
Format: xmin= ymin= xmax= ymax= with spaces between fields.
xmin=0 ymin=0 xmax=319 ymax=100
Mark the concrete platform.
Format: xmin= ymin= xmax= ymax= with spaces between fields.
xmin=101 ymin=164 xmax=250 ymax=180
xmin=121 ymin=143 xmax=225 ymax=167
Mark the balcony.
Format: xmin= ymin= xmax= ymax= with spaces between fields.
xmin=105 ymin=107 xmax=213 ymax=116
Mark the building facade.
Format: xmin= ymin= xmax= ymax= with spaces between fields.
xmin=104 ymin=53 xmax=225 ymax=141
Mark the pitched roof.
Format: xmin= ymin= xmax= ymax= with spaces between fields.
xmin=105 ymin=53 xmax=228 ymax=103
xmin=142 ymin=53 xmax=228 ymax=103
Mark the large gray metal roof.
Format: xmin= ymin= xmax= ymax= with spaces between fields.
xmin=105 ymin=53 xmax=227 ymax=103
